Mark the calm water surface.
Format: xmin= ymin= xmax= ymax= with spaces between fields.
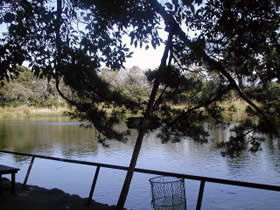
xmin=0 ymin=116 xmax=280 ymax=210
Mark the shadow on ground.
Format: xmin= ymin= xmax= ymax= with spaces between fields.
xmin=0 ymin=178 xmax=116 ymax=210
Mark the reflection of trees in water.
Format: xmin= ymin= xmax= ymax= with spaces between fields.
xmin=1 ymin=120 xmax=280 ymax=176
xmin=0 ymin=152 xmax=30 ymax=163
xmin=207 ymin=123 xmax=280 ymax=177
xmin=208 ymin=123 xmax=234 ymax=145
xmin=0 ymin=124 xmax=9 ymax=149
xmin=207 ymin=123 xmax=261 ymax=174
xmin=0 ymin=122 xmax=98 ymax=162
xmin=105 ymin=121 xmax=143 ymax=146
xmin=262 ymin=138 xmax=280 ymax=174
xmin=266 ymin=138 xmax=280 ymax=151
xmin=225 ymin=152 xmax=250 ymax=170
xmin=11 ymin=154 xmax=31 ymax=163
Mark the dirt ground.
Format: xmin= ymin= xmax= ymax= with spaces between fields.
xmin=0 ymin=178 xmax=116 ymax=210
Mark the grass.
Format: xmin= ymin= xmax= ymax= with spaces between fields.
xmin=221 ymin=99 xmax=249 ymax=121
xmin=168 ymin=100 xmax=250 ymax=122
xmin=0 ymin=99 xmax=251 ymax=122
xmin=0 ymin=106 xmax=69 ymax=119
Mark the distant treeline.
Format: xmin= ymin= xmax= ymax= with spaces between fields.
xmin=0 ymin=66 xmax=152 ymax=108
xmin=0 ymin=66 xmax=65 ymax=108
xmin=0 ymin=65 xmax=260 ymax=114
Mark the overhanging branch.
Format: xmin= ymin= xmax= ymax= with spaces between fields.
xmin=151 ymin=0 xmax=270 ymax=124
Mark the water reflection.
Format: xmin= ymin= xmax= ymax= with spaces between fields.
xmin=0 ymin=117 xmax=280 ymax=210
xmin=0 ymin=117 xmax=97 ymax=162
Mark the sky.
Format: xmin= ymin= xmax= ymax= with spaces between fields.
xmin=0 ymin=22 xmax=165 ymax=70
xmin=0 ymin=0 xmax=170 ymax=71
xmin=1 ymin=0 xmax=204 ymax=71
xmin=124 ymin=44 xmax=165 ymax=70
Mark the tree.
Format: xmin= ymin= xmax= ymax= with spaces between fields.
xmin=0 ymin=66 xmax=65 ymax=107
xmin=1 ymin=0 xmax=280 ymax=209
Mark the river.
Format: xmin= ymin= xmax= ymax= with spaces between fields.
xmin=0 ymin=116 xmax=279 ymax=210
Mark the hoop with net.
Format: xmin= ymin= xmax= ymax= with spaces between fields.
xmin=149 ymin=176 xmax=187 ymax=210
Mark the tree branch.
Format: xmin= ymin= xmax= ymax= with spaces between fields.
xmin=186 ymin=84 xmax=232 ymax=113
xmin=55 ymin=78 xmax=79 ymax=108
xmin=151 ymin=0 xmax=270 ymax=123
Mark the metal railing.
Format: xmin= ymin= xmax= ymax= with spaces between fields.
xmin=1 ymin=149 xmax=280 ymax=210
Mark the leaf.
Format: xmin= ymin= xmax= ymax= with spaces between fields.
xmin=3 ymin=13 xmax=16 ymax=23
xmin=151 ymin=40 xmax=156 ymax=49
xmin=129 ymin=32 xmax=135 ymax=46
xmin=127 ymin=52 xmax=133 ymax=58
xmin=190 ymin=5 xmax=195 ymax=13
xmin=72 ymin=11 xmax=77 ymax=18
xmin=64 ymin=7 xmax=69 ymax=15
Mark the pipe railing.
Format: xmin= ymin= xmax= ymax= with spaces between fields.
xmin=1 ymin=149 xmax=280 ymax=210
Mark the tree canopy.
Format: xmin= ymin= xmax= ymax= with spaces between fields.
xmin=0 ymin=66 xmax=65 ymax=107
xmin=1 ymin=0 xmax=280 ymax=208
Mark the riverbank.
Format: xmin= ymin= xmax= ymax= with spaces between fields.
xmin=0 ymin=106 xmax=68 ymax=119
xmin=0 ymin=99 xmax=249 ymax=122
xmin=0 ymin=178 xmax=116 ymax=210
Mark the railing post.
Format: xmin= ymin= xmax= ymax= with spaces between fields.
xmin=196 ymin=180 xmax=205 ymax=210
xmin=183 ymin=179 xmax=187 ymax=210
xmin=23 ymin=156 xmax=35 ymax=187
xmin=87 ymin=166 xmax=100 ymax=206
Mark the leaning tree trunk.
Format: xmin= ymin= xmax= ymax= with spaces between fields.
xmin=116 ymin=31 xmax=174 ymax=209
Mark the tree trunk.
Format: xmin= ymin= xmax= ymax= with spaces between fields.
xmin=55 ymin=0 xmax=62 ymax=57
xmin=116 ymin=31 xmax=174 ymax=209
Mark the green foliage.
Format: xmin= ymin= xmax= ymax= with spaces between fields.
xmin=100 ymin=67 xmax=151 ymax=103
xmin=0 ymin=67 xmax=65 ymax=108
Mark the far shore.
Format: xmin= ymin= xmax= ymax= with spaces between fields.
xmin=0 ymin=99 xmax=249 ymax=122
xmin=0 ymin=106 xmax=69 ymax=119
